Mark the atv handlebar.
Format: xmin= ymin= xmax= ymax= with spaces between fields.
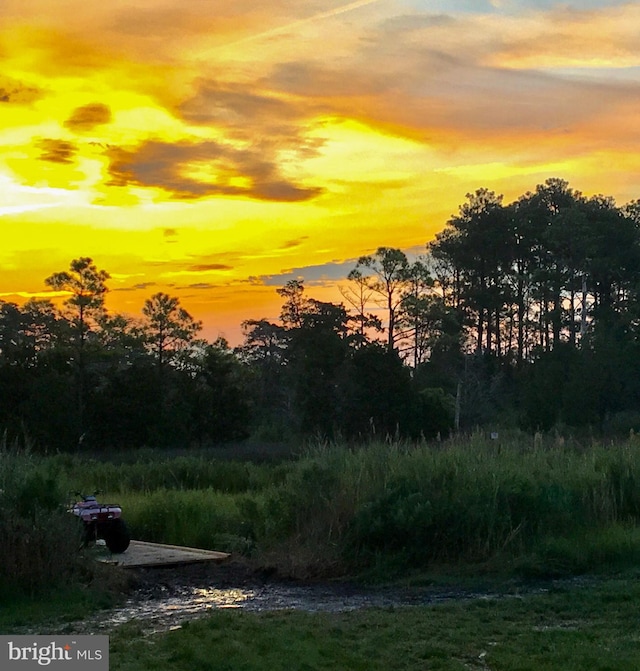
xmin=72 ymin=490 xmax=101 ymax=501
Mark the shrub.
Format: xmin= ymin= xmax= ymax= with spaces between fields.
xmin=0 ymin=449 xmax=86 ymax=597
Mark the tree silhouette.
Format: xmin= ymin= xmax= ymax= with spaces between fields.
xmin=339 ymin=270 xmax=382 ymax=348
xmin=142 ymin=292 xmax=202 ymax=368
xmin=350 ymin=247 xmax=410 ymax=353
xmin=45 ymin=257 xmax=110 ymax=351
xmin=44 ymin=257 xmax=110 ymax=442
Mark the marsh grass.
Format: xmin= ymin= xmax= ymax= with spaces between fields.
xmin=248 ymin=434 xmax=640 ymax=577
xmin=117 ymin=488 xmax=253 ymax=553
xmin=17 ymin=433 xmax=640 ymax=580
xmin=47 ymin=453 xmax=288 ymax=495
xmin=0 ymin=446 xmax=88 ymax=597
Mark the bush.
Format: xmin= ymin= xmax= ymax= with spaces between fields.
xmin=0 ymin=449 xmax=86 ymax=597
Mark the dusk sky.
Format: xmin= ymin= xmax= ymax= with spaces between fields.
xmin=2 ymin=0 xmax=639 ymax=343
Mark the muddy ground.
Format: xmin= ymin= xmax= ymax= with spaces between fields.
xmin=17 ymin=556 xmax=593 ymax=635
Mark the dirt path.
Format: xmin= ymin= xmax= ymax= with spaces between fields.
xmin=17 ymin=559 xmax=594 ymax=635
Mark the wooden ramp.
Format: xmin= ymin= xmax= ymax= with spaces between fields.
xmin=100 ymin=540 xmax=230 ymax=568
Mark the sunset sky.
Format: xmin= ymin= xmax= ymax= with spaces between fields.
xmin=1 ymin=0 xmax=639 ymax=344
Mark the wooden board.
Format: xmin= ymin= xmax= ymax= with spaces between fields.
xmin=99 ymin=540 xmax=230 ymax=568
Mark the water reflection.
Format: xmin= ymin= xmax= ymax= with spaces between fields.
xmin=29 ymin=574 xmax=583 ymax=636
xmin=88 ymin=582 xmax=490 ymax=634
xmin=95 ymin=587 xmax=258 ymax=632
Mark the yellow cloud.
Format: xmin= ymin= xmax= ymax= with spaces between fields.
xmin=1 ymin=0 xmax=639 ymax=344
xmin=485 ymin=4 xmax=640 ymax=70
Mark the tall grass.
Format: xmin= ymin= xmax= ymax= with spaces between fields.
xmin=245 ymin=434 xmax=640 ymax=577
xmin=47 ymin=453 xmax=289 ymax=495
xmin=0 ymin=445 xmax=87 ymax=597
xmin=19 ymin=433 xmax=640 ymax=580
xmin=117 ymin=488 xmax=253 ymax=554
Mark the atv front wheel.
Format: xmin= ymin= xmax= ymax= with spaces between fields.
xmin=101 ymin=518 xmax=131 ymax=553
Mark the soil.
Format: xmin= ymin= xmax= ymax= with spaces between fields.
xmin=18 ymin=556 xmax=596 ymax=636
xmin=126 ymin=556 xmax=279 ymax=599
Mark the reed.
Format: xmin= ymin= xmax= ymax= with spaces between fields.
xmin=0 ymin=446 xmax=86 ymax=597
xmin=16 ymin=433 xmax=640 ymax=580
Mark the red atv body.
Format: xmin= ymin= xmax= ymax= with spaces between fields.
xmin=70 ymin=493 xmax=131 ymax=553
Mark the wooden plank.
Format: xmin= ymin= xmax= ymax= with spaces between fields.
xmin=99 ymin=540 xmax=230 ymax=568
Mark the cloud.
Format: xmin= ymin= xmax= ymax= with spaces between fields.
xmin=177 ymin=81 xmax=325 ymax=162
xmin=261 ymin=5 xmax=640 ymax=159
xmin=180 ymin=83 xmax=299 ymax=127
xmin=0 ymin=75 xmax=42 ymax=104
xmin=162 ymin=228 xmax=179 ymax=243
xmin=38 ymin=139 xmax=77 ymax=164
xmin=106 ymin=139 xmax=323 ymax=202
xmin=188 ymin=263 xmax=234 ymax=272
xmin=112 ymin=281 xmax=157 ymax=292
xmin=259 ymin=259 xmax=359 ymax=286
xmin=280 ymin=237 xmax=309 ymax=249
xmin=488 ymin=4 xmax=640 ymax=70
xmin=64 ymin=102 xmax=112 ymax=131
xmin=183 ymin=282 xmax=216 ymax=290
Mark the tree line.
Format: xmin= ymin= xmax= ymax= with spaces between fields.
xmin=2 ymin=178 xmax=640 ymax=450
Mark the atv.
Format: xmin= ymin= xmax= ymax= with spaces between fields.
xmin=70 ymin=492 xmax=131 ymax=554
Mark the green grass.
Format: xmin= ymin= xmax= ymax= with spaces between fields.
xmin=109 ymin=575 xmax=640 ymax=671
xmin=0 ymin=582 xmax=124 ymax=631
xmin=7 ymin=435 xmax=640 ymax=668
xmin=9 ymin=433 xmax=640 ymax=582
xmin=116 ymin=488 xmax=254 ymax=554
xmin=46 ymin=452 xmax=290 ymax=495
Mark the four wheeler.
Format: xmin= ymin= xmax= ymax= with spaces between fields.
xmin=69 ymin=492 xmax=131 ymax=554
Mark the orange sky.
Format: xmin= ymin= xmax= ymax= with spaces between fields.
xmin=1 ymin=0 xmax=639 ymax=344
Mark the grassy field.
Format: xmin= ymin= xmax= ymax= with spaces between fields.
xmin=80 ymin=432 xmax=640 ymax=578
xmin=4 ymin=434 xmax=640 ymax=669
xmin=109 ymin=573 xmax=640 ymax=671
xmin=7 ymin=431 xmax=640 ymax=583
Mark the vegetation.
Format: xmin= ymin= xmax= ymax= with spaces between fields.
xmin=6 ymin=434 xmax=640 ymax=585
xmin=109 ymin=575 xmax=640 ymax=671
xmin=109 ymin=435 xmax=640 ymax=579
xmin=0 ymin=445 xmax=92 ymax=598
xmin=4 ymin=436 xmax=640 ymax=668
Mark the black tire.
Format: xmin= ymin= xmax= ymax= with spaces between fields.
xmin=101 ymin=518 xmax=131 ymax=554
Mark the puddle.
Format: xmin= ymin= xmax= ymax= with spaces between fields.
xmin=17 ymin=568 xmax=594 ymax=636
xmin=63 ymin=581 xmax=519 ymax=635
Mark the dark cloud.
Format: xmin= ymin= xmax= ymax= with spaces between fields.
xmin=163 ymin=228 xmax=178 ymax=243
xmin=38 ymin=138 xmax=77 ymax=164
xmin=180 ymin=83 xmax=299 ymax=128
xmin=64 ymin=102 xmax=112 ymax=131
xmin=113 ymin=281 xmax=157 ymax=292
xmin=177 ymin=80 xmax=325 ymax=165
xmin=259 ymin=259 xmax=358 ymax=287
xmin=0 ymin=76 xmax=42 ymax=104
xmin=244 ymin=276 xmax=269 ymax=286
xmin=184 ymin=282 xmax=216 ymax=290
xmin=106 ymin=139 xmax=323 ymax=202
xmin=188 ymin=263 xmax=234 ymax=272
xmin=280 ymin=237 xmax=309 ymax=249
xmin=252 ymin=181 xmax=322 ymax=202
